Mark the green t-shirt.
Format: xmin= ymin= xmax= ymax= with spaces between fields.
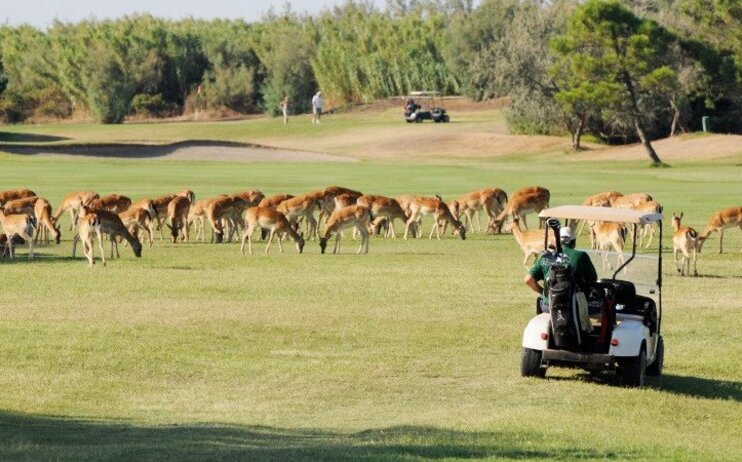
xmin=529 ymin=246 xmax=598 ymax=300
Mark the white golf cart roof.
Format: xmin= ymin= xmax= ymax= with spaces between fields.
xmin=539 ymin=206 xmax=663 ymax=224
xmin=408 ymin=91 xmax=440 ymax=97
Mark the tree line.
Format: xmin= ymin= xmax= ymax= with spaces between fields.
xmin=0 ymin=0 xmax=739 ymax=162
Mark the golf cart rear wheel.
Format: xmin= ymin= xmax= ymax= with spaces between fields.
xmin=442 ymin=115 xmax=450 ymax=122
xmin=646 ymin=336 xmax=664 ymax=376
xmin=618 ymin=345 xmax=647 ymax=387
xmin=521 ymin=348 xmax=546 ymax=378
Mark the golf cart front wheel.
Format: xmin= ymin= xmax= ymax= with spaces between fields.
xmin=646 ymin=336 xmax=664 ymax=376
xmin=618 ymin=345 xmax=647 ymax=387
xmin=521 ymin=348 xmax=546 ymax=378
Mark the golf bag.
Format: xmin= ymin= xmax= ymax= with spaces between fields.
xmin=548 ymin=264 xmax=582 ymax=348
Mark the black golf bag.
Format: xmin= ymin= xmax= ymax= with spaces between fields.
xmin=548 ymin=264 xmax=581 ymax=348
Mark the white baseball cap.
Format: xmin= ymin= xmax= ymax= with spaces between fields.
xmin=559 ymin=227 xmax=575 ymax=241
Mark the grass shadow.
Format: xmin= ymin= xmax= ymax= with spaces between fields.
xmin=0 ymin=132 xmax=70 ymax=143
xmin=1 ymin=140 xmax=266 ymax=159
xmin=0 ymin=411 xmax=634 ymax=461
xmin=649 ymin=374 xmax=741 ymax=402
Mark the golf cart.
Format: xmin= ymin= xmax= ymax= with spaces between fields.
xmin=521 ymin=206 xmax=664 ymax=387
xmin=404 ymin=91 xmax=450 ymax=123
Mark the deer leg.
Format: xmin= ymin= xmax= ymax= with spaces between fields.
xmin=277 ymin=234 xmax=285 ymax=253
xmin=404 ymin=213 xmax=418 ymax=240
xmin=333 ymin=231 xmax=341 ymax=254
xmin=673 ymin=248 xmax=681 ymax=273
xmin=83 ymin=236 xmax=94 ymax=267
xmin=718 ymin=228 xmax=724 ymax=253
xmin=692 ymin=247 xmax=698 ymax=276
xmin=265 ymin=230 xmax=276 ymax=254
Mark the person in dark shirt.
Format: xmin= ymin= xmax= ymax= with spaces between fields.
xmin=524 ymin=226 xmax=597 ymax=318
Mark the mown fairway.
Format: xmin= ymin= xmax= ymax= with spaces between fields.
xmin=0 ymin=116 xmax=741 ymax=461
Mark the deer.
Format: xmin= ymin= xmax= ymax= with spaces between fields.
xmin=697 ymin=206 xmax=742 ymax=254
xmin=167 ymin=195 xmax=192 ymax=243
xmin=259 ymin=193 xmax=294 ymax=209
xmin=277 ymin=194 xmax=320 ymax=240
xmin=205 ymin=195 xmax=251 ymax=243
xmin=671 ymin=212 xmax=698 ymax=277
xmin=448 ymin=188 xmax=507 ymax=234
xmin=53 ymin=191 xmax=99 ymax=231
xmin=404 ymin=195 xmax=466 ymax=241
xmin=609 ymin=192 xmax=652 ymax=209
xmin=226 ymin=190 xmax=264 ymax=235
xmin=395 ymin=194 xmax=422 ymax=238
xmin=591 ymin=222 xmax=626 ymax=271
xmin=119 ymin=205 xmax=155 ymax=248
xmin=0 ymin=206 xmax=36 ymax=259
xmin=72 ymin=207 xmax=142 ymax=259
xmin=488 ymin=187 xmax=550 ymax=233
xmin=77 ymin=208 xmax=105 ymax=267
xmin=187 ymin=197 xmax=216 ymax=242
xmin=0 ymin=188 xmax=36 ymax=206
xmin=576 ymin=191 xmax=623 ymax=239
xmin=358 ymin=195 xmax=410 ymax=238
xmin=505 ymin=216 xmax=556 ymax=267
xmin=150 ymin=190 xmax=194 ymax=241
xmin=632 ymin=200 xmax=663 ymax=248
xmin=317 ymin=186 xmax=364 ymax=228
xmin=88 ymin=194 xmax=132 ymax=213
xmin=3 ymin=196 xmax=61 ymax=245
xmin=319 ymin=205 xmax=371 ymax=254
xmin=241 ymin=207 xmax=305 ymax=255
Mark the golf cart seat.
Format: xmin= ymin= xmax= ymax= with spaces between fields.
xmin=597 ymin=279 xmax=658 ymax=331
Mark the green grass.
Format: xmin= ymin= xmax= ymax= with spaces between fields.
xmin=0 ymin=118 xmax=741 ymax=460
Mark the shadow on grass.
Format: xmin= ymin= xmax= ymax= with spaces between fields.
xmin=553 ymin=372 xmax=741 ymax=402
xmin=650 ymin=374 xmax=741 ymax=402
xmin=0 ymin=132 xmax=70 ymax=143
xmin=0 ymin=412 xmax=633 ymax=461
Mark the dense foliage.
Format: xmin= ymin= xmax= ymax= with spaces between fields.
xmin=0 ymin=0 xmax=738 ymax=145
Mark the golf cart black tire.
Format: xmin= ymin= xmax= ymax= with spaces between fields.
xmin=442 ymin=115 xmax=450 ymax=122
xmin=405 ymin=119 xmax=414 ymax=123
xmin=415 ymin=118 xmax=423 ymax=123
xmin=646 ymin=336 xmax=664 ymax=377
xmin=618 ymin=344 xmax=647 ymax=387
xmin=521 ymin=348 xmax=546 ymax=378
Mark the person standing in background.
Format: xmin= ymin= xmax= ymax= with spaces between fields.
xmin=311 ymin=91 xmax=323 ymax=124
xmin=280 ymin=96 xmax=290 ymax=124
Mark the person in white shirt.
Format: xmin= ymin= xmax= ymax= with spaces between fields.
xmin=311 ymin=91 xmax=324 ymax=124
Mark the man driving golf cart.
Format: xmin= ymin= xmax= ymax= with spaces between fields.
xmin=525 ymin=226 xmax=597 ymax=316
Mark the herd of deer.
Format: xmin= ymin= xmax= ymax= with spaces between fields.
xmin=0 ymin=186 xmax=739 ymax=275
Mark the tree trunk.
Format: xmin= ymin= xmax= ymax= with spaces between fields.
xmin=634 ymin=119 xmax=662 ymax=164
xmin=622 ymin=72 xmax=663 ymax=164
xmin=669 ymin=99 xmax=679 ymax=137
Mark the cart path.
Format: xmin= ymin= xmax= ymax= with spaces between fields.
xmin=0 ymin=140 xmax=357 ymax=162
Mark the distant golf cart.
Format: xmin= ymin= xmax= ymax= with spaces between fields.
xmin=521 ymin=206 xmax=664 ymax=387
xmin=404 ymin=91 xmax=450 ymax=123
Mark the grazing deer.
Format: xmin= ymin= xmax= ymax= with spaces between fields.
xmin=33 ymin=198 xmax=61 ymax=245
xmin=577 ymin=191 xmax=623 ymax=239
xmin=632 ymin=200 xmax=663 ymax=248
xmin=89 ymin=194 xmax=132 ymax=213
xmin=167 ymin=195 xmax=192 ymax=243
xmin=241 ymin=207 xmax=305 ymax=255
xmin=0 ymin=206 xmax=36 ymax=259
xmin=277 ymin=194 xmax=320 ymax=240
xmin=671 ymin=212 xmax=698 ymax=277
xmin=609 ymin=192 xmax=652 ymax=209
xmin=259 ymin=193 xmax=295 ymax=209
xmin=151 ymin=190 xmax=194 ymax=240
xmin=404 ymin=195 xmax=466 ymax=241
xmin=317 ymin=186 xmax=363 ymax=226
xmin=205 ymin=195 xmax=251 ymax=243
xmin=3 ymin=197 xmax=61 ymax=246
xmin=395 ymin=195 xmax=421 ymax=238
xmin=319 ymin=205 xmax=371 ymax=254
xmin=188 ymin=198 xmax=215 ymax=242
xmin=119 ymin=206 xmax=154 ymax=248
xmin=358 ymin=195 xmax=410 ymax=238
xmin=227 ymin=190 xmax=264 ymax=234
xmin=53 ymin=191 xmax=99 ymax=231
xmin=448 ymin=188 xmax=507 ymax=233
xmin=73 ymin=207 xmax=142 ymax=259
xmin=0 ymin=189 xmax=36 ymax=206
xmin=505 ymin=216 xmax=556 ymax=267
xmin=488 ymin=187 xmax=550 ymax=233
xmin=697 ymin=206 xmax=742 ymax=254
xmin=77 ymin=209 xmax=105 ymax=267
xmin=591 ymin=222 xmax=626 ymax=271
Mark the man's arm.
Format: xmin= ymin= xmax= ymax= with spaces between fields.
xmin=524 ymin=274 xmax=543 ymax=295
